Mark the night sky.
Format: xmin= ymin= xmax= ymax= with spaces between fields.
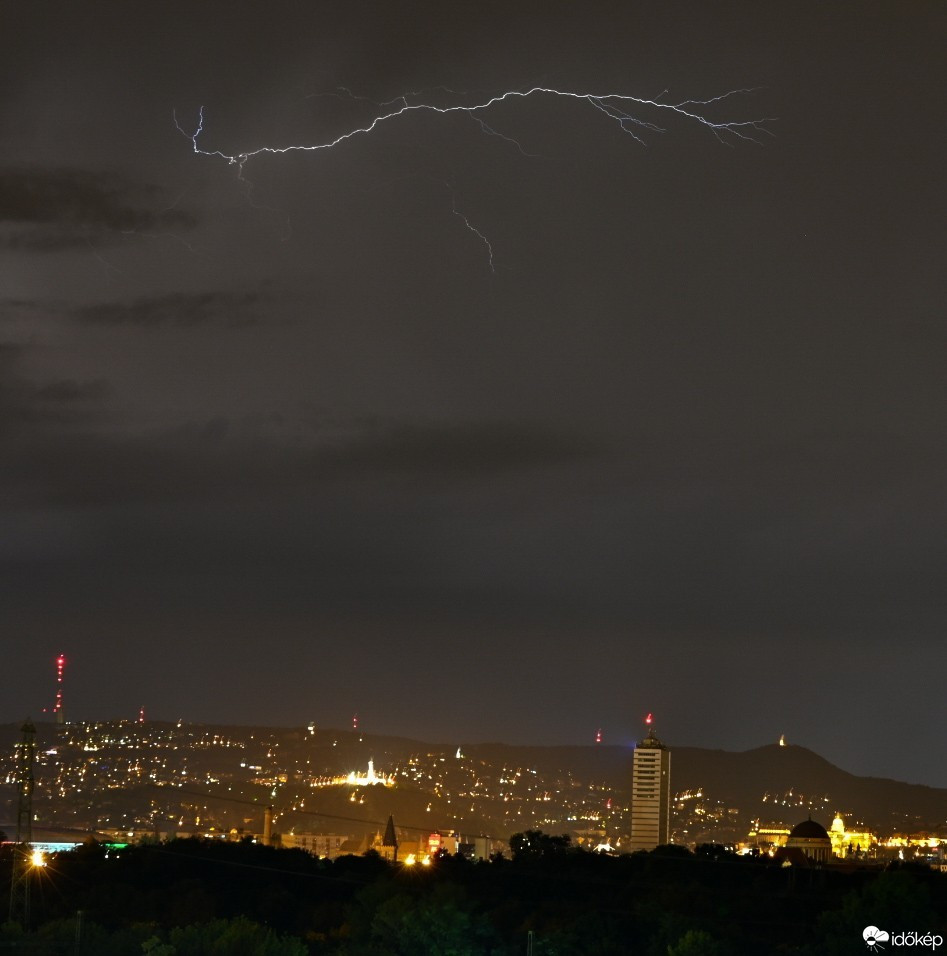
xmin=3 ymin=1 xmax=945 ymax=786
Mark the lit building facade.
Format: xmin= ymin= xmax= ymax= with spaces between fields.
xmin=630 ymin=723 xmax=671 ymax=851
xmin=280 ymin=832 xmax=352 ymax=859
xmin=829 ymin=812 xmax=875 ymax=857
xmin=745 ymin=823 xmax=791 ymax=853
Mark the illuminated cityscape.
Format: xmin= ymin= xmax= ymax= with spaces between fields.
xmin=2 ymin=718 xmax=945 ymax=869
xmin=2 ymin=712 xmax=945 ymax=951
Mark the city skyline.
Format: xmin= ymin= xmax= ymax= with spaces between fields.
xmin=4 ymin=715 xmax=945 ymax=847
xmin=2 ymin=679 xmax=941 ymax=797
xmin=3 ymin=0 xmax=945 ymax=790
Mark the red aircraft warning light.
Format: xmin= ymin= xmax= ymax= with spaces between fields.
xmin=53 ymin=654 xmax=66 ymax=725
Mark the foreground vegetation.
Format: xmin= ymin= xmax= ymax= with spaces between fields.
xmin=1 ymin=836 xmax=944 ymax=954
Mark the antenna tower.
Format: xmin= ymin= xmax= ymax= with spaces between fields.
xmin=8 ymin=720 xmax=37 ymax=927
xmin=53 ymin=654 xmax=65 ymax=725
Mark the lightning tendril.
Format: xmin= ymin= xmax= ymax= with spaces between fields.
xmin=175 ymin=85 xmax=773 ymax=266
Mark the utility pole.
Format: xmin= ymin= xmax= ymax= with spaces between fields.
xmin=8 ymin=719 xmax=37 ymax=927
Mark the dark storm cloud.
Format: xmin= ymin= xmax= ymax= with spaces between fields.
xmin=0 ymin=344 xmax=111 ymax=431
xmin=317 ymin=419 xmax=601 ymax=477
xmin=2 ymin=416 xmax=599 ymax=510
xmin=2 ymin=290 xmax=269 ymax=331
xmin=12 ymin=379 xmax=112 ymax=425
xmin=0 ymin=227 xmax=106 ymax=253
xmin=1 ymin=298 xmax=55 ymax=321
xmin=0 ymin=166 xmax=196 ymax=249
xmin=31 ymin=380 xmax=110 ymax=404
xmin=72 ymin=289 xmax=268 ymax=329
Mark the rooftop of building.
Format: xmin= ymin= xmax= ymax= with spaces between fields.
xmin=788 ymin=818 xmax=830 ymax=841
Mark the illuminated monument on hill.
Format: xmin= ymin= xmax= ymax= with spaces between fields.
xmin=630 ymin=714 xmax=671 ymax=852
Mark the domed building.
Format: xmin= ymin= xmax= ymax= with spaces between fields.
xmin=781 ymin=817 xmax=833 ymax=864
xmin=829 ymin=812 xmax=875 ymax=858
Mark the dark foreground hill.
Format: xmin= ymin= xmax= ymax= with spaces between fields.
xmin=2 ymin=835 xmax=946 ymax=955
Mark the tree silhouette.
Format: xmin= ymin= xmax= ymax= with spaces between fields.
xmin=509 ymin=830 xmax=573 ymax=861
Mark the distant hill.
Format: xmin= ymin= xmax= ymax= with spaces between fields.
xmin=458 ymin=740 xmax=947 ymax=830
xmin=1 ymin=722 xmax=944 ymax=837
xmin=669 ymin=743 xmax=946 ymax=829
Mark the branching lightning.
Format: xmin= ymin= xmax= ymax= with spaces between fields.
xmin=176 ymin=85 xmax=773 ymax=266
xmin=178 ymin=85 xmax=771 ymax=164
xmin=447 ymin=183 xmax=495 ymax=273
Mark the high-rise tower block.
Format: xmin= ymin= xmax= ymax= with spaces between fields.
xmin=630 ymin=716 xmax=671 ymax=852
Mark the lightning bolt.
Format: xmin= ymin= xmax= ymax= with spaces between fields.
xmin=84 ymin=237 xmax=124 ymax=280
xmin=176 ymin=85 xmax=773 ymax=265
xmin=307 ymin=85 xmax=542 ymax=157
xmin=179 ymin=85 xmax=771 ymax=162
xmin=447 ymin=183 xmax=495 ymax=273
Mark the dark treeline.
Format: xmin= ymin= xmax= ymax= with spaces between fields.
xmin=1 ymin=836 xmax=945 ymax=954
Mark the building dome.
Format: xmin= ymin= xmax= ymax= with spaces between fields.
xmin=788 ymin=819 xmax=830 ymax=841
xmin=781 ymin=817 xmax=833 ymax=864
